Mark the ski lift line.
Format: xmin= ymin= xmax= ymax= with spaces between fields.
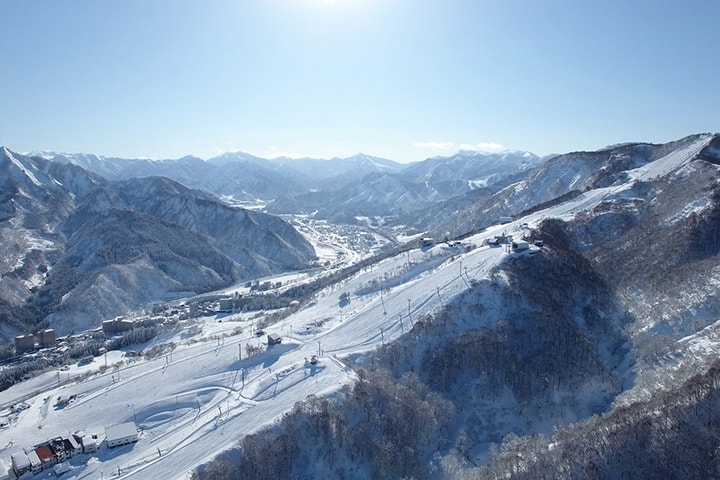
xmin=43 ymin=335 xmax=253 ymax=418
xmin=115 ymin=399 xmax=254 ymax=480
xmin=320 ymin=249 xmax=504 ymax=354
xmin=126 ymin=229 xmax=505 ymax=476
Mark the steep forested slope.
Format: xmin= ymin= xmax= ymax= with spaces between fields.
xmin=473 ymin=359 xmax=720 ymax=480
xmin=193 ymin=133 xmax=720 ymax=480
xmin=193 ymin=245 xmax=634 ymax=480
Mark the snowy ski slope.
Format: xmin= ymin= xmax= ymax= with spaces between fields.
xmin=0 ymin=134 xmax=711 ymax=479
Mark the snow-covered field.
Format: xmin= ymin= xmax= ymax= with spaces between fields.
xmin=0 ymin=135 xmax=711 ymax=479
xmin=0 ymin=231 xmax=513 ymax=479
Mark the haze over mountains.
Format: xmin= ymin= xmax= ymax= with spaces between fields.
xmin=0 ymin=144 xmax=546 ymax=339
xmin=0 ymin=147 xmax=317 ymax=336
xmin=44 ymin=149 xmax=545 ymax=216
xmin=3 ymin=135 xmax=718 ymax=337
xmin=2 ymin=133 xmax=720 ymax=479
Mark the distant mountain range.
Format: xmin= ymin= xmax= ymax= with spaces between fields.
xmin=5 ymin=133 xmax=720 ymax=479
xmin=0 ymin=148 xmax=316 ymax=337
xmin=41 ymin=150 xmax=547 ymax=221
xmin=4 ymin=133 xmax=717 ymax=342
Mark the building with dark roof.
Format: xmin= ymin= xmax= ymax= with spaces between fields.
xmin=34 ymin=445 xmax=56 ymax=470
xmin=48 ymin=437 xmax=70 ymax=462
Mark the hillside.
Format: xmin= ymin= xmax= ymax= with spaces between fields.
xmin=185 ymin=133 xmax=720 ymax=479
xmin=432 ymin=134 xmax=713 ymax=238
xmin=0 ymin=149 xmax=317 ymax=338
xmin=46 ymin=150 xmax=546 ymax=226
xmin=1 ymin=133 xmax=719 ymax=479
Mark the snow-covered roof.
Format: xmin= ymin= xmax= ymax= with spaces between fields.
xmin=54 ymin=462 xmax=71 ymax=475
xmin=26 ymin=449 xmax=40 ymax=466
xmin=10 ymin=453 xmax=29 ymax=469
xmin=67 ymin=435 xmax=81 ymax=450
xmin=105 ymin=422 xmax=137 ymax=442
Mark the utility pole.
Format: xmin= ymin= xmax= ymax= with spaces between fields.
xmin=380 ymin=284 xmax=386 ymax=314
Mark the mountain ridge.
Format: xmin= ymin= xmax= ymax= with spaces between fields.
xmin=3 ymin=133 xmax=720 ymax=479
xmin=37 ymin=149 xmax=548 ymax=219
xmin=0 ymin=149 xmax=317 ymax=338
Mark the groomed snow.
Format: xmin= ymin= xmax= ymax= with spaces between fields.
xmin=0 ymin=139 xmax=710 ymax=479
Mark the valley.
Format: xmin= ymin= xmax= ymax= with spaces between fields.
xmin=0 ymin=133 xmax=719 ymax=479
xmin=0 ymin=208 xmax=535 ymax=478
xmin=2 ymin=1 xmax=717 ymax=477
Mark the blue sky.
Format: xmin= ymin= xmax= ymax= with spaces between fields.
xmin=0 ymin=0 xmax=717 ymax=162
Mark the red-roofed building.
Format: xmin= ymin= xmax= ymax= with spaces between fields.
xmin=34 ymin=445 xmax=56 ymax=470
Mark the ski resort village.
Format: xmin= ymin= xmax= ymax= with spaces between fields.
xmin=0 ymin=214 xmax=525 ymax=476
xmin=0 ymin=133 xmax=720 ymax=479
xmin=2 ymin=0 xmax=718 ymax=476
xmin=0 ymin=214 xmax=546 ymax=479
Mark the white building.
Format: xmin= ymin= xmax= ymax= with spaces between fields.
xmin=512 ymin=240 xmax=530 ymax=251
xmin=105 ymin=422 xmax=139 ymax=448
xmin=75 ymin=431 xmax=98 ymax=453
xmin=66 ymin=435 xmax=82 ymax=456
xmin=10 ymin=452 xmax=30 ymax=477
xmin=26 ymin=449 xmax=41 ymax=473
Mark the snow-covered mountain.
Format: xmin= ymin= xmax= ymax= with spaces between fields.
xmin=427 ymin=134 xmax=714 ymax=238
xmin=265 ymin=171 xmax=446 ymax=222
xmin=187 ymin=132 xmax=720 ymax=479
xmin=400 ymin=149 xmax=545 ymax=195
xmin=0 ymin=149 xmax=317 ymax=337
xmin=3 ymin=133 xmax=720 ymax=480
xmin=0 ymin=147 xmax=103 ymax=305
xmin=264 ymin=151 xmax=546 ymax=223
xmin=44 ymin=151 xmax=405 ymax=204
xmin=43 ymin=150 xmax=548 ymax=223
xmin=268 ymin=153 xmax=406 ymax=188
